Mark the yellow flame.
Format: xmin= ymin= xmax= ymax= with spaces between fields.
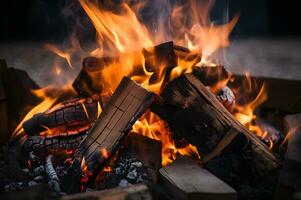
xmin=80 ymin=102 xmax=90 ymax=119
xmin=97 ymin=101 xmax=102 ymax=118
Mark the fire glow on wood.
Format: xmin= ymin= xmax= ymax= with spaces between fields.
xmin=4 ymin=0 xmax=285 ymax=197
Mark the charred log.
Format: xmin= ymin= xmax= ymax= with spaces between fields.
xmin=22 ymin=97 xmax=99 ymax=136
xmin=151 ymin=73 xmax=280 ymax=171
xmin=22 ymin=126 xmax=89 ymax=154
xmin=72 ymin=42 xmax=201 ymax=97
xmin=73 ymin=57 xmax=115 ymax=97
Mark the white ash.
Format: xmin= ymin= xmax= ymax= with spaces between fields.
xmin=4 ymin=182 xmax=26 ymax=192
xmin=216 ymin=86 xmax=236 ymax=111
xmin=103 ymin=155 xmax=151 ymax=188
xmin=45 ymin=155 xmax=61 ymax=195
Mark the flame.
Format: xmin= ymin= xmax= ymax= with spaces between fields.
xmin=133 ymin=112 xmax=200 ymax=166
xmin=15 ymin=0 xmax=241 ymax=167
xmin=233 ymin=81 xmax=272 ymax=147
xmin=100 ymin=148 xmax=109 ymax=159
xmin=12 ymin=88 xmax=58 ymax=138
xmin=45 ymin=44 xmax=73 ymax=68
xmin=80 ymin=102 xmax=90 ymax=119
xmin=97 ymin=101 xmax=102 ymax=118
xmin=45 ymin=34 xmax=82 ymax=69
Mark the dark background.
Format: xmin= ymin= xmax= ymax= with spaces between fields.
xmin=0 ymin=0 xmax=300 ymax=41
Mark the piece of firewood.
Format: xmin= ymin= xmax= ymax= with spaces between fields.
xmin=0 ymin=59 xmax=9 ymax=145
xmin=62 ymin=184 xmax=151 ymax=200
xmin=22 ymin=97 xmax=99 ymax=135
xmin=159 ymin=157 xmax=237 ymax=200
xmin=152 ymin=73 xmax=280 ymax=171
xmin=72 ymin=42 xmax=199 ymax=97
xmin=22 ymin=126 xmax=89 ymax=154
xmin=62 ymin=77 xmax=154 ymax=193
xmin=72 ymin=56 xmax=115 ymax=96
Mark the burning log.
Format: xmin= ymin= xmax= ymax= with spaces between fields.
xmin=22 ymin=97 xmax=99 ymax=136
xmin=159 ymin=157 xmax=237 ymax=200
xmin=62 ymin=77 xmax=154 ymax=194
xmin=151 ymin=73 xmax=280 ymax=171
xmin=22 ymin=126 xmax=89 ymax=154
xmin=72 ymin=57 xmax=115 ymax=97
xmin=45 ymin=155 xmax=61 ymax=195
xmin=72 ymin=42 xmax=200 ymax=97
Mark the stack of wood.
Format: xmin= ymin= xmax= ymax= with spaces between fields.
xmin=6 ymin=41 xmax=301 ymax=199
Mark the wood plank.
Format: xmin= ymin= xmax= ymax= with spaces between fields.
xmin=62 ymin=77 xmax=154 ymax=193
xmin=159 ymin=157 xmax=237 ymax=200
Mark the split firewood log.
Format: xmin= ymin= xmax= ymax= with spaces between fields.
xmin=62 ymin=77 xmax=154 ymax=194
xmin=159 ymin=157 xmax=237 ymax=200
xmin=151 ymin=73 xmax=280 ymax=171
xmin=21 ymin=125 xmax=90 ymax=154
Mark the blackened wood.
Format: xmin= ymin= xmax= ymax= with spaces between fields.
xmin=72 ymin=42 xmax=196 ymax=97
xmin=192 ymin=65 xmax=230 ymax=87
xmin=72 ymin=57 xmax=114 ymax=96
xmin=22 ymin=97 xmax=98 ymax=135
xmin=155 ymin=73 xmax=279 ymax=170
xmin=62 ymin=77 xmax=154 ymax=193
xmin=22 ymin=126 xmax=89 ymax=153
xmin=159 ymin=157 xmax=237 ymax=200
xmin=0 ymin=59 xmax=9 ymax=145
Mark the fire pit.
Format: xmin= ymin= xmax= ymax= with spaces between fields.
xmin=1 ymin=0 xmax=301 ymax=200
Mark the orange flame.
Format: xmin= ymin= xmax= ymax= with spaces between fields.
xmin=133 ymin=112 xmax=200 ymax=166
xmin=12 ymin=88 xmax=58 ymax=138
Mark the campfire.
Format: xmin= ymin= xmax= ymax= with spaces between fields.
xmin=0 ymin=0 xmax=301 ymax=200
